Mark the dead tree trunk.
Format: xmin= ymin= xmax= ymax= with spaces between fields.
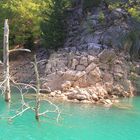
xmin=3 ymin=19 xmax=11 ymax=102
xmin=34 ymin=55 xmax=41 ymax=120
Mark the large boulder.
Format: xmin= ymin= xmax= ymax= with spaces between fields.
xmin=87 ymin=43 xmax=101 ymax=55
xmin=76 ymin=65 xmax=86 ymax=71
xmin=63 ymin=70 xmax=77 ymax=81
xmin=71 ymin=58 xmax=79 ymax=70
xmin=80 ymin=56 xmax=88 ymax=66
xmin=113 ymin=64 xmax=124 ymax=74
xmin=103 ymin=73 xmax=113 ymax=83
xmin=98 ymin=49 xmax=116 ymax=63
xmin=86 ymin=62 xmax=97 ymax=73
xmin=87 ymin=55 xmax=96 ymax=64
xmin=61 ymin=81 xmax=72 ymax=91
xmin=87 ymin=67 xmax=102 ymax=84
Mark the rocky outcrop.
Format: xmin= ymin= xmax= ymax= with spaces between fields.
xmin=42 ymin=48 xmax=139 ymax=105
xmin=41 ymin=5 xmax=140 ymax=105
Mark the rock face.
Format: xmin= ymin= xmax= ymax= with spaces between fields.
xmin=43 ymin=48 xmax=139 ymax=105
xmin=41 ymin=4 xmax=140 ymax=105
xmin=0 ymin=47 xmax=49 ymax=83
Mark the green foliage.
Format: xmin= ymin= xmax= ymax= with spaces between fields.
xmin=128 ymin=7 xmax=140 ymax=22
xmin=0 ymin=0 xmax=47 ymax=48
xmin=0 ymin=48 xmax=3 ymax=60
xmin=83 ymin=0 xmax=102 ymax=11
xmin=107 ymin=0 xmax=140 ymax=22
xmin=83 ymin=14 xmax=95 ymax=34
xmin=128 ymin=31 xmax=140 ymax=59
xmin=41 ymin=0 xmax=70 ymax=50
xmin=98 ymin=11 xmax=105 ymax=23
xmin=0 ymin=0 xmax=139 ymax=57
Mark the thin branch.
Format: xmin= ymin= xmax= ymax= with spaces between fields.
xmin=10 ymin=78 xmax=37 ymax=92
xmin=36 ymin=59 xmax=47 ymax=64
xmin=9 ymin=49 xmax=31 ymax=53
xmin=9 ymin=107 xmax=30 ymax=120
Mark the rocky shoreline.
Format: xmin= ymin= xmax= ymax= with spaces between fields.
xmin=39 ymin=4 xmax=140 ymax=106
xmin=1 ymin=47 xmax=139 ymax=106
xmin=41 ymin=48 xmax=139 ymax=106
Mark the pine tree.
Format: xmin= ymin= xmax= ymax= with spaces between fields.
xmin=41 ymin=0 xmax=70 ymax=50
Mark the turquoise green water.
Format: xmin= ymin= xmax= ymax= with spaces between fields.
xmin=0 ymin=94 xmax=140 ymax=140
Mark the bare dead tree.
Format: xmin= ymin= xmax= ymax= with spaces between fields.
xmin=33 ymin=55 xmax=41 ymax=120
xmin=3 ymin=19 xmax=31 ymax=102
xmin=3 ymin=19 xmax=10 ymax=102
xmin=8 ymin=57 xmax=46 ymax=121
xmin=6 ymin=57 xmax=60 ymax=122
xmin=0 ymin=19 xmax=60 ymax=122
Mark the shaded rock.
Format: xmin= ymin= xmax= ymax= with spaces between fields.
xmin=95 ymin=83 xmax=108 ymax=96
xmin=111 ymin=8 xmax=127 ymax=20
xmin=99 ymin=63 xmax=110 ymax=71
xmin=113 ymin=64 xmax=124 ymax=74
xmin=76 ymin=65 xmax=86 ymax=71
xmin=87 ymin=43 xmax=101 ymax=55
xmin=87 ymin=67 xmax=102 ymax=84
xmin=73 ymin=74 xmax=88 ymax=88
xmin=80 ymin=56 xmax=88 ymax=66
xmin=75 ymin=71 xmax=86 ymax=79
xmin=40 ymin=88 xmax=51 ymax=94
xmin=91 ymin=93 xmax=98 ymax=101
xmin=87 ymin=55 xmax=96 ymax=64
xmin=54 ymin=90 xmax=62 ymax=97
xmin=113 ymin=73 xmax=124 ymax=81
xmin=45 ymin=63 xmax=52 ymax=75
xmin=135 ymin=64 xmax=140 ymax=75
xmin=67 ymin=93 xmax=77 ymax=100
xmin=86 ymin=62 xmax=97 ymax=73
xmin=49 ymin=92 xmax=56 ymax=97
xmin=71 ymin=58 xmax=79 ymax=70
xmin=61 ymin=81 xmax=72 ymax=91
xmin=105 ymin=82 xmax=113 ymax=93
xmin=63 ymin=70 xmax=77 ymax=81
xmin=77 ymin=88 xmax=89 ymax=96
xmin=103 ymin=73 xmax=113 ymax=83
xmin=98 ymin=49 xmax=116 ymax=63
xmin=121 ymin=80 xmax=134 ymax=97
xmin=112 ymin=84 xmax=124 ymax=96
xmin=76 ymin=94 xmax=88 ymax=101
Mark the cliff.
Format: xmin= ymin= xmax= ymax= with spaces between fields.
xmin=41 ymin=2 xmax=140 ymax=104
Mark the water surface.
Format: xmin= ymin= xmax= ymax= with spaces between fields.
xmin=0 ymin=94 xmax=140 ymax=140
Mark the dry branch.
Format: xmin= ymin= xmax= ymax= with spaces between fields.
xmin=0 ymin=20 xmax=60 ymax=121
xmin=5 ymin=56 xmax=61 ymax=122
xmin=9 ymin=49 xmax=31 ymax=53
